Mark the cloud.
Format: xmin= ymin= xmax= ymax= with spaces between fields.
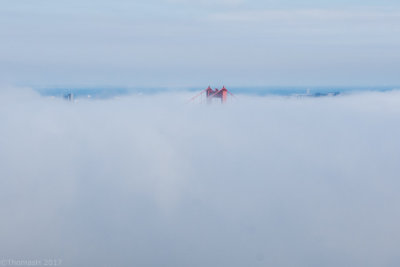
xmin=1 ymin=2 xmax=400 ymax=87
xmin=164 ymin=0 xmax=244 ymax=8
xmin=209 ymin=8 xmax=400 ymax=25
xmin=1 ymin=88 xmax=400 ymax=266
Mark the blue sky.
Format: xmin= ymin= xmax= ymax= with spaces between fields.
xmin=1 ymin=0 xmax=400 ymax=87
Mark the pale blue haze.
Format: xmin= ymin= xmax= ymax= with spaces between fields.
xmin=1 ymin=0 xmax=399 ymax=87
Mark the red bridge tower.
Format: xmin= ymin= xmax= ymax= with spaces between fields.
xmin=189 ymin=86 xmax=234 ymax=104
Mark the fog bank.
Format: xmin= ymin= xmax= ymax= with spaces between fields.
xmin=1 ymin=89 xmax=400 ymax=266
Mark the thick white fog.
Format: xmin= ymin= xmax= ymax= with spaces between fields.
xmin=1 ymin=88 xmax=400 ymax=266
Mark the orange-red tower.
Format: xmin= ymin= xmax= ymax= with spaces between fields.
xmin=189 ymin=86 xmax=233 ymax=104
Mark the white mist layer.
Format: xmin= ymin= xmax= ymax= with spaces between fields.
xmin=1 ymin=89 xmax=400 ymax=267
